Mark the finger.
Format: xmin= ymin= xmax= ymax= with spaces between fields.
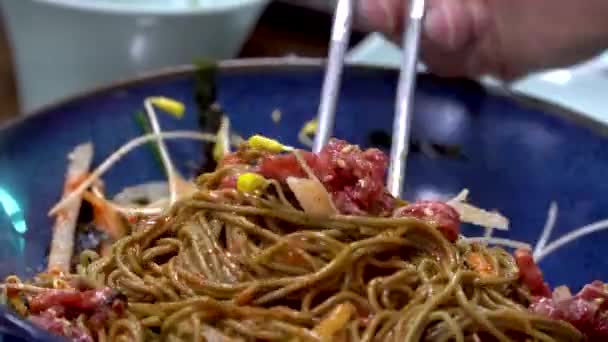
xmin=422 ymin=0 xmax=499 ymax=77
xmin=359 ymin=0 xmax=495 ymax=78
xmin=357 ymin=0 xmax=405 ymax=35
xmin=358 ymin=0 xmax=477 ymax=51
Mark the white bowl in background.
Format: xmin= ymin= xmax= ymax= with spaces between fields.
xmin=1 ymin=0 xmax=268 ymax=113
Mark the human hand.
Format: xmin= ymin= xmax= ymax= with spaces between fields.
xmin=358 ymin=0 xmax=608 ymax=80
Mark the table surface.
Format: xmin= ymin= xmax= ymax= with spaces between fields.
xmin=0 ymin=3 xmax=363 ymax=124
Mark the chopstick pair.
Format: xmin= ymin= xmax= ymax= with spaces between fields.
xmin=314 ymin=0 xmax=426 ymax=197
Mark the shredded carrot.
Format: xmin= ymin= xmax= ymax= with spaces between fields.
xmin=466 ymin=252 xmax=496 ymax=277
xmin=313 ymin=303 xmax=356 ymax=342
xmin=82 ymin=192 xmax=127 ymax=240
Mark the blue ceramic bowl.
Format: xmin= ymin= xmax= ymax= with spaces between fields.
xmin=1 ymin=58 xmax=608 ymax=340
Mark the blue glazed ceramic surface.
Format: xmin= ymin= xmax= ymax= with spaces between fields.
xmin=0 ymin=60 xmax=608 ymax=340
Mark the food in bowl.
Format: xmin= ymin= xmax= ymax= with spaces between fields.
xmin=2 ymin=94 xmax=608 ymax=342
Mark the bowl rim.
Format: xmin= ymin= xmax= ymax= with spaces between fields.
xmin=28 ymin=0 xmax=268 ymax=16
xmin=2 ymin=57 xmax=607 ymax=137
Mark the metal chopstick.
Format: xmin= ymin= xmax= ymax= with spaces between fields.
xmin=387 ymin=0 xmax=426 ymax=197
xmin=313 ymin=0 xmax=425 ymax=198
xmin=313 ymin=0 xmax=354 ymax=153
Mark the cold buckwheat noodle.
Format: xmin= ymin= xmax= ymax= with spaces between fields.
xmin=89 ymin=197 xmax=581 ymax=341
xmin=1 ymin=136 xmax=587 ymax=342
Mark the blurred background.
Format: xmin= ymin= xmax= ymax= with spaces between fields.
xmin=1 ymin=0 xmax=607 ymax=125
xmin=0 ymin=0 xmax=363 ymax=123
